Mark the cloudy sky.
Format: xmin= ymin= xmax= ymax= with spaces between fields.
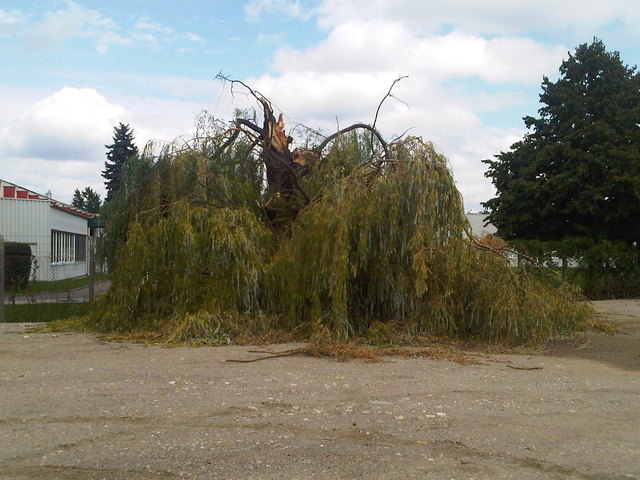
xmin=1 ymin=0 xmax=639 ymax=209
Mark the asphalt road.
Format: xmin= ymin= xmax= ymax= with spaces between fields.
xmin=0 ymin=299 xmax=639 ymax=480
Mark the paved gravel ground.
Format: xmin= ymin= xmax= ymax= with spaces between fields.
xmin=1 ymin=300 xmax=639 ymax=480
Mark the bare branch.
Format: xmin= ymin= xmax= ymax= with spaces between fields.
xmin=211 ymin=128 xmax=240 ymax=159
xmin=216 ymin=73 xmax=268 ymax=105
xmin=236 ymin=118 xmax=266 ymax=138
xmin=389 ymin=127 xmax=415 ymax=145
xmin=314 ymin=123 xmax=389 ymax=158
xmin=372 ymin=75 xmax=409 ymax=131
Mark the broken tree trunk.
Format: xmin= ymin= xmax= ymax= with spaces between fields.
xmin=219 ymin=76 xmax=390 ymax=228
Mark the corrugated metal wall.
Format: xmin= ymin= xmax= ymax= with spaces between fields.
xmin=1 ymin=198 xmax=52 ymax=280
xmin=0 ymin=198 xmax=90 ymax=280
xmin=0 ymin=198 xmax=50 ymax=256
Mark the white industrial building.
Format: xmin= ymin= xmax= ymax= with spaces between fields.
xmin=0 ymin=179 xmax=95 ymax=281
xmin=465 ymin=212 xmax=497 ymax=237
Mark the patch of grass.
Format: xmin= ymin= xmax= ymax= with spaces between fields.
xmin=11 ymin=275 xmax=108 ymax=294
xmin=583 ymin=318 xmax=622 ymax=334
xmin=304 ymin=342 xmax=481 ymax=364
xmin=46 ymin=315 xmax=92 ymax=332
xmin=4 ymin=303 xmax=90 ymax=323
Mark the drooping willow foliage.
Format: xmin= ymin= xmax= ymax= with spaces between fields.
xmin=92 ymin=95 xmax=592 ymax=345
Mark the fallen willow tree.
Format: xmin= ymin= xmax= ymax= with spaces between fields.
xmin=91 ymin=82 xmax=593 ymax=345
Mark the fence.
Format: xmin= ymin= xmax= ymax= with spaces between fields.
xmin=0 ymin=236 xmax=108 ymax=323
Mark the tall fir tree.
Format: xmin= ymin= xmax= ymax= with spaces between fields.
xmin=103 ymin=123 xmax=138 ymax=202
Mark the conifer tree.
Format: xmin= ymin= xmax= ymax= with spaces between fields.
xmin=103 ymin=123 xmax=138 ymax=202
xmin=71 ymin=187 xmax=102 ymax=213
xmin=82 ymin=187 xmax=102 ymax=213
xmin=71 ymin=189 xmax=84 ymax=209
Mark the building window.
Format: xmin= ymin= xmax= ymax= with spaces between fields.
xmin=74 ymin=234 xmax=86 ymax=261
xmin=51 ymin=231 xmax=86 ymax=263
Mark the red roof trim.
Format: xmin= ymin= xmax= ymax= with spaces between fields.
xmin=1 ymin=178 xmax=95 ymax=218
xmin=50 ymin=202 xmax=94 ymax=219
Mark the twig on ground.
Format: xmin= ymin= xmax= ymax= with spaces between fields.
xmin=225 ymin=347 xmax=307 ymax=363
xmin=506 ymin=365 xmax=543 ymax=370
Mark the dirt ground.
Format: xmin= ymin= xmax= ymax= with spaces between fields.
xmin=1 ymin=300 xmax=638 ymax=480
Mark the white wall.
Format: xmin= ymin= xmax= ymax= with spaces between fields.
xmin=0 ymin=198 xmax=50 ymax=257
xmin=50 ymin=207 xmax=88 ymax=235
xmin=1 ymin=199 xmax=90 ymax=280
xmin=0 ymin=198 xmax=51 ymax=280
xmin=465 ymin=213 xmax=497 ymax=237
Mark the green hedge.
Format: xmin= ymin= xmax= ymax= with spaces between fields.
xmin=4 ymin=242 xmax=33 ymax=291
xmin=508 ymin=238 xmax=640 ymax=299
xmin=5 ymin=303 xmax=90 ymax=323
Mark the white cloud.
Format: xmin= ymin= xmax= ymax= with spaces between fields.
xmin=237 ymin=13 xmax=571 ymax=208
xmin=316 ymin=0 xmax=640 ymax=40
xmin=25 ymin=1 xmax=128 ymax=53
xmin=242 ymin=68 xmax=511 ymax=208
xmin=0 ymin=85 xmax=51 ymax=119
xmin=2 ymin=88 xmax=126 ymax=160
xmin=15 ymin=2 xmax=204 ymax=54
xmin=4 ymin=157 xmax=107 ymax=203
xmin=0 ymin=8 xmax=26 ymax=35
xmin=0 ymin=8 xmax=23 ymax=24
xmin=4 ymin=0 xmax=634 ymax=210
xmin=113 ymin=94 xmax=211 ymax=147
xmin=232 ymin=0 xmax=640 ymax=208
xmin=272 ymin=23 xmax=566 ymax=85
xmin=0 ymin=88 xmax=126 ymax=202
xmin=451 ymin=125 xmax=526 ymax=205
xmin=131 ymin=32 xmax=158 ymax=44
xmin=244 ymin=0 xmax=312 ymax=22
xmin=0 ymin=86 xmax=214 ymax=203
xmin=134 ymin=18 xmax=174 ymax=35
xmin=184 ymin=32 xmax=204 ymax=43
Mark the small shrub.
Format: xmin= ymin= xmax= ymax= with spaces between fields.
xmin=4 ymin=242 xmax=33 ymax=291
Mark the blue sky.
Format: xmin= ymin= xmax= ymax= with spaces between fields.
xmin=1 ymin=0 xmax=639 ymax=209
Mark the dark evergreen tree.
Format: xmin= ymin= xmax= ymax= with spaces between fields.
xmin=71 ymin=189 xmax=85 ymax=210
xmin=70 ymin=187 xmax=102 ymax=213
xmin=82 ymin=187 xmax=102 ymax=213
xmin=103 ymin=123 xmax=138 ymax=202
xmin=483 ymin=39 xmax=640 ymax=245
